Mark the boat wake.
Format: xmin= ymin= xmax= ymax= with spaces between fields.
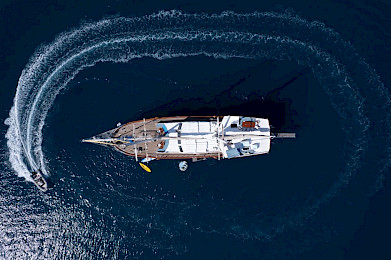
xmin=4 ymin=10 xmax=391 ymax=257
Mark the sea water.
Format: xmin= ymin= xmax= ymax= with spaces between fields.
xmin=1 ymin=3 xmax=390 ymax=259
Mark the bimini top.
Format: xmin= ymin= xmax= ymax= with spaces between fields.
xmin=159 ymin=121 xmax=219 ymax=154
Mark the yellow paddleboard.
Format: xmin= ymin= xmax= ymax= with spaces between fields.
xmin=139 ymin=162 xmax=151 ymax=173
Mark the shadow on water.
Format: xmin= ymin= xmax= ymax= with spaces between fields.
xmin=40 ymin=55 xmax=344 ymax=259
xmin=137 ymin=61 xmax=311 ymax=132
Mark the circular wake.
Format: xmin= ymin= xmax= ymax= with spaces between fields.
xmin=4 ymin=10 xmax=391 ymax=258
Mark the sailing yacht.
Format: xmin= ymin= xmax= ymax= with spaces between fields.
xmin=83 ymin=116 xmax=295 ymax=163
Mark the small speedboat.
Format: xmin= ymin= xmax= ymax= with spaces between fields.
xmin=31 ymin=170 xmax=48 ymax=192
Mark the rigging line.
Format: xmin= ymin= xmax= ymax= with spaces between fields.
xmin=217 ymin=116 xmax=220 ymax=160
xmin=133 ymin=124 xmax=138 ymax=162
xmin=143 ymin=118 xmax=148 ymax=161
xmin=134 ymin=118 xmax=158 ymax=130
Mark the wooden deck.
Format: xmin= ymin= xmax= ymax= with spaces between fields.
xmin=111 ymin=116 xmax=221 ymax=160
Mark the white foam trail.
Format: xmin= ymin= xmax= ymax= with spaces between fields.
xmin=1 ymin=9 xmax=367 ymax=191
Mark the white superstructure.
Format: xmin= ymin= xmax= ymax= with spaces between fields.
xmin=160 ymin=116 xmax=271 ymax=159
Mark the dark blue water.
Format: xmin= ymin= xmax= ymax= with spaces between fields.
xmin=1 ymin=1 xmax=391 ymax=259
